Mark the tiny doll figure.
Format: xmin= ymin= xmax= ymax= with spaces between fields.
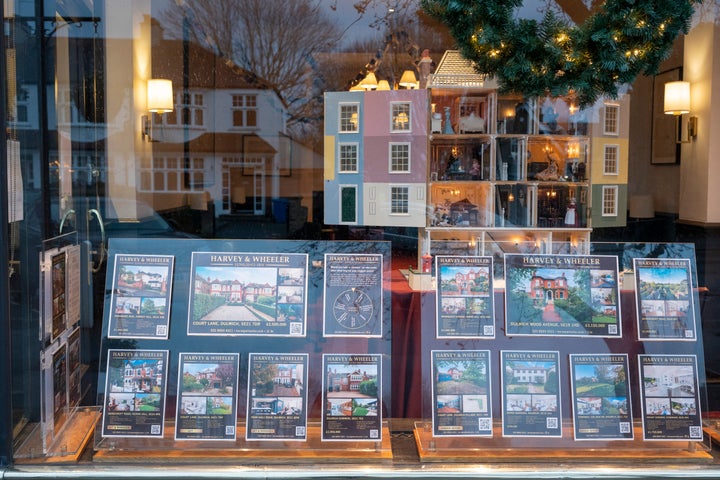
xmin=470 ymin=158 xmax=481 ymax=180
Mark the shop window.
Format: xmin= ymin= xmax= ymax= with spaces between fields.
xmin=232 ymin=94 xmax=258 ymax=127
xmin=389 ymin=143 xmax=410 ymax=173
xmin=602 ymin=185 xmax=618 ymax=216
xmin=338 ymin=143 xmax=358 ymax=173
xmin=391 ymin=186 xmax=409 ymax=214
xmin=339 ymin=103 xmax=359 ymax=133
xmin=391 ymin=102 xmax=411 ymax=132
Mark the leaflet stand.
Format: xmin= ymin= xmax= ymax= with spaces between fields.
xmin=415 ymin=242 xmax=712 ymax=463
xmin=94 ymin=238 xmax=392 ymax=464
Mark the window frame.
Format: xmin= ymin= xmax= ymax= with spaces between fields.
xmin=390 ymin=185 xmax=410 ymax=215
xmin=390 ymin=102 xmax=412 ymax=133
xmin=338 ymin=142 xmax=359 ymax=173
xmin=603 ymin=144 xmax=620 ymax=175
xmin=339 ymin=103 xmax=360 ymax=133
xmin=388 ymin=142 xmax=411 ymax=173
xmin=602 ymin=185 xmax=619 ymax=217
xmin=603 ymin=103 xmax=620 ymax=136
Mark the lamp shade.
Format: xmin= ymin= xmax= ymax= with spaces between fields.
xmin=399 ymin=70 xmax=417 ymax=88
xmin=664 ymin=81 xmax=690 ymax=115
xmin=147 ymin=79 xmax=174 ymax=113
xmin=377 ymin=79 xmax=391 ymax=91
xmin=359 ymin=72 xmax=378 ymax=90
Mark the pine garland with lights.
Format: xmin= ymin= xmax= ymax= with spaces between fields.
xmin=421 ymin=0 xmax=702 ymax=106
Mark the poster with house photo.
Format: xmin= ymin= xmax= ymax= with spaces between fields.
xmin=101 ymin=349 xmax=168 ymax=438
xmin=501 ymin=350 xmax=562 ymax=438
xmin=246 ymin=353 xmax=308 ymax=441
xmin=435 ymin=255 xmax=495 ymax=338
xmin=570 ymin=354 xmax=633 ymax=441
xmin=431 ymin=350 xmax=492 ymax=437
xmin=188 ymin=252 xmax=308 ymax=336
xmin=108 ymin=254 xmax=174 ymax=339
xmin=634 ymin=258 xmax=696 ymax=341
xmin=175 ymin=352 xmax=239 ymax=441
xmin=638 ymin=354 xmax=702 ymax=441
xmin=322 ymin=354 xmax=382 ymax=441
xmin=504 ymin=254 xmax=621 ymax=337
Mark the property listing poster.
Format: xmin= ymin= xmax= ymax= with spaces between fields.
xmin=175 ymin=352 xmax=239 ymax=441
xmin=101 ymin=349 xmax=169 ymax=438
xmin=246 ymin=353 xmax=308 ymax=441
xmin=634 ymin=258 xmax=696 ymax=341
xmin=322 ymin=354 xmax=382 ymax=441
xmin=435 ymin=256 xmax=495 ymax=339
xmin=188 ymin=252 xmax=308 ymax=336
xmin=431 ymin=350 xmax=493 ymax=437
xmin=67 ymin=327 xmax=82 ymax=408
xmin=108 ymin=254 xmax=175 ymax=339
xmin=569 ymin=354 xmax=633 ymax=440
xmin=504 ymin=254 xmax=621 ymax=337
xmin=501 ymin=350 xmax=562 ymax=438
xmin=323 ymin=253 xmax=383 ymax=337
xmin=638 ymin=354 xmax=703 ymax=441
xmin=50 ymin=251 xmax=67 ymax=341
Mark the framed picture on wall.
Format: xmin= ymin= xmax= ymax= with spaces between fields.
xmin=651 ymin=68 xmax=682 ymax=165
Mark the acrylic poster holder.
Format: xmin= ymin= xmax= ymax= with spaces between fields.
xmin=415 ymin=242 xmax=713 ymax=463
xmin=93 ymin=238 xmax=392 ymax=463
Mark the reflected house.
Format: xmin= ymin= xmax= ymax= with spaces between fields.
xmin=145 ymin=20 xmax=322 ymax=225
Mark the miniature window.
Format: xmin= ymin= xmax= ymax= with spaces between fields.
xmin=391 ymin=102 xmax=411 ymax=131
xmin=232 ymin=94 xmax=257 ymax=127
xmin=340 ymin=185 xmax=357 ymax=223
xmin=338 ymin=143 xmax=358 ymax=173
xmin=339 ymin=103 xmax=359 ymax=133
xmin=603 ymin=103 xmax=619 ymax=135
xmin=389 ymin=143 xmax=410 ymax=173
xmin=602 ymin=185 xmax=618 ymax=216
xmin=390 ymin=186 xmax=409 ymax=214
xmin=604 ymin=144 xmax=619 ymax=175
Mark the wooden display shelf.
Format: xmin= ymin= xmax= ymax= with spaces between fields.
xmin=414 ymin=421 xmax=712 ymax=463
xmin=94 ymin=421 xmax=392 ymax=464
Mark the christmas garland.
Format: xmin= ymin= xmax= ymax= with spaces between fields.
xmin=421 ymin=0 xmax=702 ymax=106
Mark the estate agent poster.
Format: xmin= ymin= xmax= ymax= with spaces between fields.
xmin=188 ymin=252 xmax=308 ymax=336
xmin=634 ymin=258 xmax=696 ymax=341
xmin=638 ymin=354 xmax=703 ymax=441
xmin=175 ymin=352 xmax=239 ymax=441
xmin=570 ymin=354 xmax=633 ymax=440
xmin=435 ymin=256 xmax=495 ymax=339
xmin=501 ymin=350 xmax=561 ymax=438
xmin=323 ymin=253 xmax=383 ymax=337
xmin=101 ymin=349 xmax=169 ymax=438
xmin=246 ymin=353 xmax=308 ymax=441
xmin=67 ymin=327 xmax=82 ymax=408
xmin=431 ymin=350 xmax=493 ymax=437
xmin=504 ymin=254 xmax=621 ymax=337
xmin=108 ymin=254 xmax=174 ymax=339
xmin=51 ymin=252 xmax=67 ymax=341
xmin=322 ymin=354 xmax=382 ymax=441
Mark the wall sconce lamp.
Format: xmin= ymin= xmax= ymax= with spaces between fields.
xmin=142 ymin=79 xmax=174 ymax=141
xmin=664 ymin=81 xmax=697 ymax=143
